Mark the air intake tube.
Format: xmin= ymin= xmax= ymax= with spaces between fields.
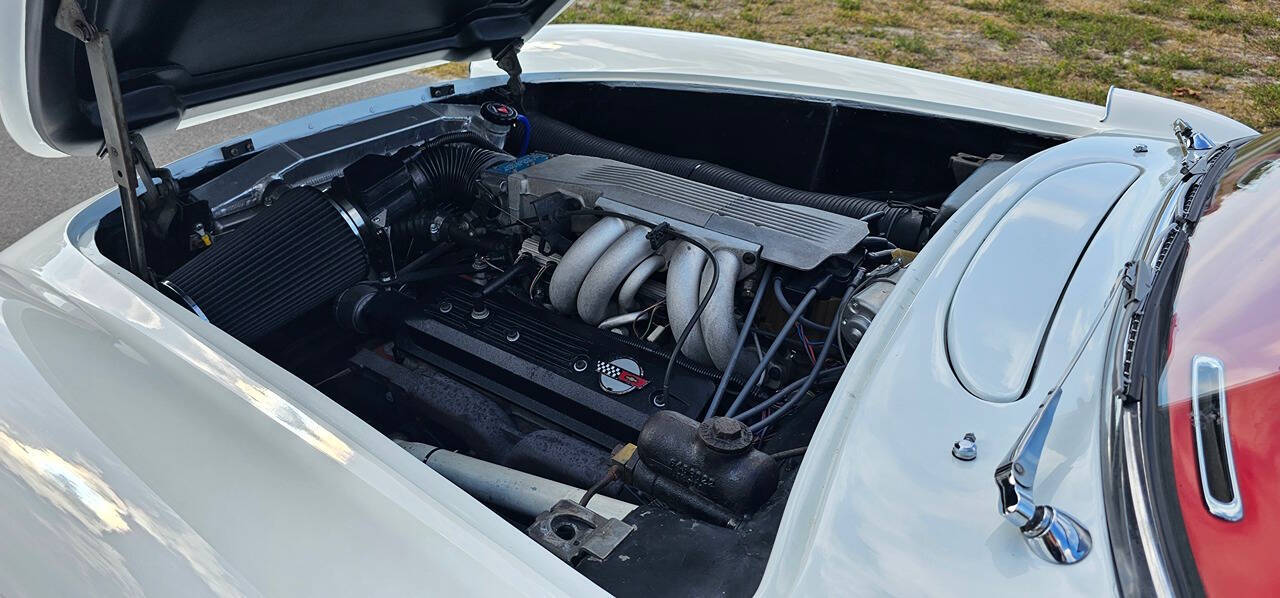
xmin=162 ymin=140 xmax=511 ymax=343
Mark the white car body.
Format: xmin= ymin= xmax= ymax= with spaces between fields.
xmin=0 ymin=24 xmax=1255 ymax=596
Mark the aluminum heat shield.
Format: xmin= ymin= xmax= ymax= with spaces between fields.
xmin=503 ymin=154 xmax=869 ymax=270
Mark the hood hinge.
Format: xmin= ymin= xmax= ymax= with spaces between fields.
xmin=494 ymin=40 xmax=526 ymax=112
xmin=54 ymin=0 xmax=161 ymax=284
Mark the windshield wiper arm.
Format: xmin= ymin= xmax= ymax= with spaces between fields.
xmin=992 ymin=268 xmax=1131 ymax=565
xmin=995 ymin=388 xmax=1094 ymax=564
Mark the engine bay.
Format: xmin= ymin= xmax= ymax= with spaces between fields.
xmin=94 ymin=82 xmax=1063 ymax=596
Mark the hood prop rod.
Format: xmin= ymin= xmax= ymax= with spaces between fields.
xmin=54 ymin=0 xmax=153 ymax=285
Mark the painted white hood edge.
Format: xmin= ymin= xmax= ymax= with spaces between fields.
xmin=0 ymin=201 xmax=607 ymax=595
xmin=476 ymin=25 xmax=1256 ymax=143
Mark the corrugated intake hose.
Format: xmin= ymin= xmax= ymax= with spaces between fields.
xmin=405 ymin=142 xmax=512 ymax=205
xmin=524 ymin=112 xmax=926 ymax=247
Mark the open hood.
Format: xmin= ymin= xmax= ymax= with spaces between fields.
xmin=1 ymin=0 xmax=568 ymax=157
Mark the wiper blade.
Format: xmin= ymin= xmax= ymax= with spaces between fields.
xmin=1181 ymin=143 xmax=1238 ymax=226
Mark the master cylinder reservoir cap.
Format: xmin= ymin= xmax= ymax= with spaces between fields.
xmin=480 ymin=101 xmax=519 ymax=127
xmin=698 ymin=416 xmax=753 ymax=454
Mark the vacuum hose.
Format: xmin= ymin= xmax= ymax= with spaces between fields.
xmin=523 ymin=112 xmax=926 ymax=247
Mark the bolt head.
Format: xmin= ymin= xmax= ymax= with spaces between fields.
xmin=698 ymin=417 xmax=752 ymax=453
xmin=952 ymin=433 xmax=978 ymax=461
xmin=712 ymin=418 xmax=739 ymax=439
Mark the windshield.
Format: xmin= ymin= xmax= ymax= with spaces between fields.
xmin=1144 ymin=130 xmax=1280 ymax=596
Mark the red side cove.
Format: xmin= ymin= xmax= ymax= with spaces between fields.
xmin=1164 ymin=132 xmax=1280 ymax=597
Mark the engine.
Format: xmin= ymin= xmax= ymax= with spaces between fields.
xmin=152 ymin=100 xmax=923 ymax=596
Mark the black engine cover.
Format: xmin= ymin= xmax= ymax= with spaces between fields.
xmin=395 ymin=285 xmax=719 ymax=447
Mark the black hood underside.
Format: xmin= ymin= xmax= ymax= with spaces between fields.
xmin=25 ymin=0 xmax=563 ymax=155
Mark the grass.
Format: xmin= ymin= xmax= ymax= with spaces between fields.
xmin=554 ymin=0 xmax=1280 ymax=130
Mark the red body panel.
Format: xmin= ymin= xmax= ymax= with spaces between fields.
xmin=1163 ymin=131 xmax=1280 ymax=596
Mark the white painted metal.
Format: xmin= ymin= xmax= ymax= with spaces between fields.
xmin=0 ymin=22 xmax=1247 ymax=597
xmin=475 ymin=25 xmax=1257 ymax=143
xmin=759 ymin=135 xmax=1185 ymax=597
xmin=0 ymin=0 xmax=60 ymax=157
xmin=0 ymin=194 xmax=608 ymax=596
xmin=947 ymin=163 xmax=1140 ymax=403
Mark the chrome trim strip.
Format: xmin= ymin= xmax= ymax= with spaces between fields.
xmin=159 ymin=279 xmax=210 ymax=323
xmin=1191 ymin=354 xmax=1244 ymax=522
xmin=1119 ymin=407 xmax=1175 ymax=596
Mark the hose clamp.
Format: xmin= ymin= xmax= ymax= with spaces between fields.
xmin=158 ymin=279 xmax=210 ymax=323
xmin=327 ymin=193 xmax=395 ymax=278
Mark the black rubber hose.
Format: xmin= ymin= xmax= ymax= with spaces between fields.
xmin=405 ymin=142 xmax=512 ymax=205
xmin=524 ymin=112 xmax=926 ymax=247
xmin=770 ymin=447 xmax=807 ymax=460
xmin=476 ymin=256 xmax=535 ymax=299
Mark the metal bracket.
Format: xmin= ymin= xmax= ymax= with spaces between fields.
xmin=54 ymin=0 xmax=152 ymax=283
xmin=494 ymin=40 xmax=525 ymax=111
xmin=527 ymin=499 xmax=634 ymax=564
xmin=130 ymin=132 xmax=182 ymax=238
xmin=1173 ymin=118 xmax=1215 ymax=155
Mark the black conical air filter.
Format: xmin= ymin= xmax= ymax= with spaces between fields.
xmin=163 ymin=186 xmax=368 ymax=343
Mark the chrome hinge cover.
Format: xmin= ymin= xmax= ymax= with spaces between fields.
xmin=994 ymin=389 xmax=1093 ymax=565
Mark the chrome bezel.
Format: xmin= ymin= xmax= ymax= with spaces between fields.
xmin=1190 ymin=354 xmax=1244 ymax=522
